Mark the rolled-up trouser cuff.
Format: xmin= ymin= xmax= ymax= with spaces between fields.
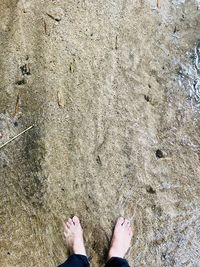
xmin=105 ymin=257 xmax=130 ymax=267
xmin=58 ymin=254 xmax=90 ymax=267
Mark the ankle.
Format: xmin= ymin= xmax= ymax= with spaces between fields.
xmin=108 ymin=248 xmax=124 ymax=260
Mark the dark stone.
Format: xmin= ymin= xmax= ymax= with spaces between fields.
xmin=144 ymin=95 xmax=150 ymax=102
xmin=20 ymin=64 xmax=31 ymax=76
xmin=96 ymin=155 xmax=102 ymax=165
xmin=156 ymin=149 xmax=164 ymax=158
xmin=146 ymin=185 xmax=156 ymax=194
xmin=15 ymin=78 xmax=26 ymax=85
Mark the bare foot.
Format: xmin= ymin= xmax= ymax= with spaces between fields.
xmin=108 ymin=217 xmax=133 ymax=260
xmin=63 ymin=216 xmax=86 ymax=256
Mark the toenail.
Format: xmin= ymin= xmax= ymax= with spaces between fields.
xmin=118 ymin=217 xmax=124 ymax=221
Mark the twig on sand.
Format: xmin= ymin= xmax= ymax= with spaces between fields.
xmin=0 ymin=125 xmax=34 ymax=150
xmin=157 ymin=0 xmax=161 ymax=9
xmin=13 ymin=94 xmax=21 ymax=118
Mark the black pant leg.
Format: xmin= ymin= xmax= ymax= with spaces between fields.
xmin=58 ymin=254 xmax=90 ymax=267
xmin=105 ymin=257 xmax=130 ymax=267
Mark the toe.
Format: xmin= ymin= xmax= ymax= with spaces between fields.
xmin=66 ymin=222 xmax=71 ymax=228
xmin=129 ymin=231 xmax=133 ymax=238
xmin=63 ymin=222 xmax=68 ymax=230
xmin=63 ymin=221 xmax=67 ymax=228
xmin=116 ymin=217 xmax=124 ymax=227
xmin=68 ymin=218 xmax=73 ymax=225
xmin=123 ymin=219 xmax=130 ymax=227
xmin=64 ymin=231 xmax=70 ymax=239
xmin=128 ymin=227 xmax=133 ymax=236
xmin=72 ymin=216 xmax=80 ymax=225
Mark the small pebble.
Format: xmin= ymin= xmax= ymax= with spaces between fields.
xmin=156 ymin=149 xmax=164 ymax=158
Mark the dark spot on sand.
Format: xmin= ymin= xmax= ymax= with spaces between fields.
xmin=144 ymin=95 xmax=150 ymax=102
xmin=161 ymin=253 xmax=166 ymax=260
xmin=156 ymin=149 xmax=164 ymax=158
xmin=173 ymin=26 xmax=177 ymax=33
xmin=96 ymin=155 xmax=102 ymax=166
xmin=15 ymin=78 xmax=26 ymax=85
xmin=152 ymin=205 xmax=162 ymax=216
xmin=146 ymin=185 xmax=156 ymax=194
xmin=20 ymin=64 xmax=31 ymax=76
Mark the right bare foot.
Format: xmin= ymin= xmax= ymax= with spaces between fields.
xmin=108 ymin=217 xmax=133 ymax=260
xmin=63 ymin=216 xmax=86 ymax=256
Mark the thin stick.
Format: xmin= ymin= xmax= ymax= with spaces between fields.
xmin=13 ymin=94 xmax=20 ymax=118
xmin=0 ymin=125 xmax=34 ymax=150
xmin=157 ymin=0 xmax=161 ymax=9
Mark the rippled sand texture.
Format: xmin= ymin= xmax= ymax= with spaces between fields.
xmin=0 ymin=0 xmax=200 ymax=266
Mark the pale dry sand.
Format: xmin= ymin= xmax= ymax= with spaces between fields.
xmin=0 ymin=1 xmax=200 ymax=266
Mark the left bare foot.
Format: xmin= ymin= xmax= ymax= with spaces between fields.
xmin=63 ymin=216 xmax=86 ymax=256
xmin=108 ymin=217 xmax=133 ymax=260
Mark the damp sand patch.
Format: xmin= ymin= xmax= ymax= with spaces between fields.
xmin=178 ymin=41 xmax=200 ymax=110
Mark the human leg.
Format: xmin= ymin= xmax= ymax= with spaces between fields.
xmin=58 ymin=216 xmax=90 ymax=267
xmin=105 ymin=257 xmax=130 ymax=267
xmin=58 ymin=254 xmax=90 ymax=267
xmin=105 ymin=217 xmax=133 ymax=267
